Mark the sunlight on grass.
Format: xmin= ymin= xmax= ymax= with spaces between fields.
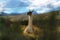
xmin=57 ymin=26 xmax=60 ymax=32
xmin=0 ymin=32 xmax=2 ymax=37
xmin=20 ymin=25 xmax=44 ymax=38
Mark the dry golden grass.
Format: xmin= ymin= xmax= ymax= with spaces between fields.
xmin=57 ymin=26 xmax=60 ymax=32
xmin=20 ymin=25 xmax=44 ymax=38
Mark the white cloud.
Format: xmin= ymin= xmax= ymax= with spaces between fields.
xmin=36 ymin=8 xmax=52 ymax=13
xmin=19 ymin=0 xmax=60 ymax=13
xmin=28 ymin=0 xmax=58 ymax=9
xmin=0 ymin=0 xmax=10 ymax=12
xmin=0 ymin=0 xmax=60 ymax=14
xmin=4 ymin=8 xmax=13 ymax=14
xmin=52 ymin=1 xmax=60 ymax=8
xmin=0 ymin=2 xmax=5 ymax=12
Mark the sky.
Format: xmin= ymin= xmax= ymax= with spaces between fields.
xmin=0 ymin=0 xmax=60 ymax=14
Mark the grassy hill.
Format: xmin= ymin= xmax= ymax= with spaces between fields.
xmin=0 ymin=10 xmax=60 ymax=40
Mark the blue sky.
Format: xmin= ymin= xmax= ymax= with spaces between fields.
xmin=0 ymin=0 xmax=60 ymax=14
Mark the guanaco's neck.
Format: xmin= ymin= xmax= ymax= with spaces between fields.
xmin=28 ymin=15 xmax=33 ymax=33
xmin=28 ymin=15 xmax=32 ymax=27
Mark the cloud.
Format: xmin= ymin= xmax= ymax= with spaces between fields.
xmin=19 ymin=0 xmax=60 ymax=13
xmin=52 ymin=1 xmax=60 ymax=8
xmin=0 ymin=0 xmax=60 ymax=14
xmin=0 ymin=0 xmax=10 ymax=12
xmin=4 ymin=0 xmax=29 ymax=8
xmin=4 ymin=7 xmax=29 ymax=13
xmin=4 ymin=8 xmax=14 ymax=14
xmin=19 ymin=0 xmax=55 ymax=8
xmin=36 ymin=7 xmax=52 ymax=13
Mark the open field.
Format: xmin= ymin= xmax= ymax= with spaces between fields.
xmin=0 ymin=10 xmax=60 ymax=40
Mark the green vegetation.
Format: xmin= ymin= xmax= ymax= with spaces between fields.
xmin=0 ymin=10 xmax=60 ymax=40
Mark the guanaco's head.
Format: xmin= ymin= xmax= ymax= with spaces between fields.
xmin=27 ymin=10 xmax=33 ymax=16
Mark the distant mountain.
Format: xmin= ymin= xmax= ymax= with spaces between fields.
xmin=0 ymin=12 xmax=7 ymax=16
xmin=32 ymin=11 xmax=37 ymax=14
xmin=0 ymin=10 xmax=60 ymax=16
xmin=0 ymin=11 xmax=38 ymax=16
xmin=0 ymin=10 xmax=60 ymax=22
xmin=10 ymin=13 xmax=21 ymax=15
xmin=0 ymin=12 xmax=21 ymax=16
